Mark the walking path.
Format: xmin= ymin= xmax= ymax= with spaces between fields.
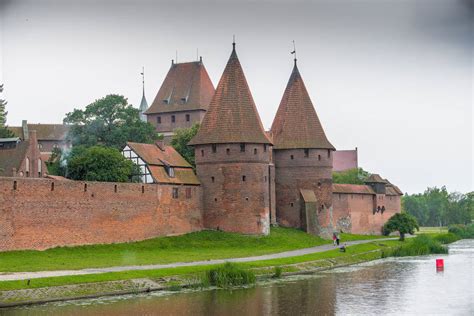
xmin=0 ymin=238 xmax=398 ymax=282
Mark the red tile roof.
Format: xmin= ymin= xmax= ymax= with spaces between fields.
xmin=366 ymin=174 xmax=387 ymax=183
xmin=332 ymin=184 xmax=375 ymax=195
xmin=9 ymin=124 xmax=69 ymax=141
xmin=0 ymin=141 xmax=28 ymax=177
xmin=145 ymin=61 xmax=215 ymax=114
xmin=271 ymin=62 xmax=334 ymax=150
xmin=189 ymin=45 xmax=271 ymax=145
xmin=126 ymin=142 xmax=191 ymax=168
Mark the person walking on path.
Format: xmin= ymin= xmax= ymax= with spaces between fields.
xmin=336 ymin=233 xmax=340 ymax=246
xmin=332 ymin=233 xmax=337 ymax=246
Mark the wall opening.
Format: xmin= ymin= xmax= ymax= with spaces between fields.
xmin=114 ymin=184 xmax=117 ymax=193
xmin=141 ymin=185 xmax=145 ymax=193
xmin=226 ymin=148 xmax=230 ymax=155
xmin=240 ymin=143 xmax=246 ymax=152
xmin=318 ymin=155 xmax=321 ymax=161
xmin=242 ymin=175 xmax=246 ymax=182
xmin=290 ymin=155 xmax=294 ymax=160
xmin=304 ymin=149 xmax=309 ymax=157
xmin=186 ymin=187 xmax=192 ymax=199
xmin=211 ymin=176 xmax=215 ymax=183
xmin=51 ymin=182 xmax=55 ymax=191
xmin=84 ymin=183 xmax=87 ymax=192
xmin=254 ymin=148 xmax=257 ymax=155
xmin=172 ymin=187 xmax=179 ymax=198
xmin=13 ymin=180 xmax=17 ymax=190
xmin=212 ymin=144 xmax=217 ymax=153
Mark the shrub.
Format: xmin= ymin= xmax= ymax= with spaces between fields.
xmin=448 ymin=224 xmax=474 ymax=239
xmin=433 ymin=233 xmax=461 ymax=244
xmin=205 ymin=262 xmax=256 ymax=288
xmin=386 ymin=235 xmax=448 ymax=257
xmin=383 ymin=213 xmax=420 ymax=241
xmin=272 ymin=266 xmax=283 ymax=278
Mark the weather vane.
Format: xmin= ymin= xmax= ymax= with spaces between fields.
xmin=291 ymin=40 xmax=297 ymax=63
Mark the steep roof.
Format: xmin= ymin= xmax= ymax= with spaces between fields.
xmin=365 ymin=174 xmax=387 ymax=183
xmin=126 ymin=142 xmax=191 ymax=168
xmin=189 ymin=44 xmax=271 ymax=145
xmin=9 ymin=124 xmax=69 ymax=141
xmin=145 ymin=61 xmax=215 ymax=114
xmin=270 ymin=61 xmax=334 ymax=150
xmin=0 ymin=141 xmax=28 ymax=177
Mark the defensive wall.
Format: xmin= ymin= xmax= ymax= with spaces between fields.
xmin=0 ymin=177 xmax=202 ymax=251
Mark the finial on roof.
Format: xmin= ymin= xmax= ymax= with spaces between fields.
xmin=232 ymin=35 xmax=236 ymax=50
xmin=291 ymin=40 xmax=297 ymax=65
xmin=200 ymin=56 xmax=203 ymax=64
xmin=140 ymin=66 xmax=145 ymax=97
xmin=171 ymin=59 xmax=174 ymax=65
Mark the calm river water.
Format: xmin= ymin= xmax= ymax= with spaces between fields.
xmin=4 ymin=239 xmax=473 ymax=315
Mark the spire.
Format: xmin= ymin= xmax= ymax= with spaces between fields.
xmin=270 ymin=60 xmax=334 ymax=150
xmin=291 ymin=40 xmax=297 ymax=66
xmin=189 ymin=43 xmax=271 ymax=145
xmin=139 ymin=66 xmax=149 ymax=122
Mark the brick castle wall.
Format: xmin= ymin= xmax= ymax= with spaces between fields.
xmin=194 ymin=143 xmax=271 ymax=235
xmin=147 ymin=110 xmax=206 ymax=134
xmin=0 ymin=177 xmax=203 ymax=251
xmin=332 ymin=192 xmax=401 ymax=234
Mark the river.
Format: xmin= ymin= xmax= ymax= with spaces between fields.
xmin=3 ymin=239 xmax=473 ymax=315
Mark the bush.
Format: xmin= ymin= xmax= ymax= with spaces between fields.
xmin=272 ymin=266 xmax=282 ymax=278
xmin=433 ymin=233 xmax=461 ymax=244
xmin=205 ymin=262 xmax=256 ymax=288
xmin=387 ymin=235 xmax=448 ymax=257
xmin=448 ymin=224 xmax=474 ymax=239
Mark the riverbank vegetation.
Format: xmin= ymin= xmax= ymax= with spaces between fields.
xmin=0 ymin=227 xmax=385 ymax=273
xmin=204 ymin=262 xmax=256 ymax=288
xmin=382 ymin=235 xmax=447 ymax=257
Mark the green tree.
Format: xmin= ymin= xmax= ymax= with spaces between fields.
xmin=45 ymin=147 xmax=67 ymax=176
xmin=332 ymin=168 xmax=370 ymax=184
xmin=64 ymin=94 xmax=160 ymax=150
xmin=383 ymin=212 xmax=420 ymax=241
xmin=0 ymin=84 xmax=14 ymax=138
xmin=170 ymin=123 xmax=200 ymax=168
xmin=66 ymin=146 xmax=137 ymax=182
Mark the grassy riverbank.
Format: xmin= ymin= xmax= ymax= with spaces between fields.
xmin=0 ymin=227 xmax=385 ymax=273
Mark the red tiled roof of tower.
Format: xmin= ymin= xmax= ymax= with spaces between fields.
xmin=145 ymin=61 xmax=215 ymax=114
xmin=189 ymin=44 xmax=271 ymax=145
xmin=270 ymin=62 xmax=334 ymax=150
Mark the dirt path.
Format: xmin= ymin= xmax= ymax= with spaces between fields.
xmin=0 ymin=238 xmax=397 ymax=282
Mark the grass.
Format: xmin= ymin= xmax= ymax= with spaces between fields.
xmin=204 ymin=262 xmax=256 ymax=288
xmin=0 ymin=240 xmax=402 ymax=292
xmin=382 ymin=235 xmax=448 ymax=257
xmin=418 ymin=226 xmax=448 ymax=234
xmin=0 ymin=227 xmax=385 ymax=273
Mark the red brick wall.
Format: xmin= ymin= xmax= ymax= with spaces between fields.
xmin=273 ymin=148 xmax=333 ymax=233
xmin=331 ymin=192 xmax=401 ymax=235
xmin=194 ymin=143 xmax=271 ymax=235
xmin=147 ymin=110 xmax=206 ymax=134
xmin=0 ymin=177 xmax=203 ymax=251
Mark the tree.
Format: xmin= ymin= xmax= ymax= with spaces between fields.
xmin=0 ymin=84 xmax=14 ymax=138
xmin=64 ymin=94 xmax=160 ymax=150
xmin=332 ymin=168 xmax=370 ymax=184
xmin=66 ymin=146 xmax=138 ymax=182
xmin=383 ymin=212 xmax=420 ymax=241
xmin=170 ymin=123 xmax=200 ymax=168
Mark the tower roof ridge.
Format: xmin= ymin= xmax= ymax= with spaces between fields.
xmin=189 ymin=44 xmax=271 ymax=145
xmin=270 ymin=61 xmax=334 ymax=150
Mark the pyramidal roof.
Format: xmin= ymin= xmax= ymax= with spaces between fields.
xmin=189 ymin=44 xmax=271 ymax=145
xmin=270 ymin=61 xmax=334 ymax=150
xmin=145 ymin=60 xmax=215 ymax=114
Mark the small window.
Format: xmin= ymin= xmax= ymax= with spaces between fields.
xmin=13 ymin=181 xmax=17 ymax=190
xmin=214 ymin=198 xmax=218 ymax=202
xmin=318 ymin=182 xmax=321 ymax=187
xmin=185 ymin=187 xmax=192 ymax=199
xmin=171 ymin=115 xmax=176 ymax=123
xmin=201 ymin=149 xmax=204 ymax=157
xmin=84 ymin=183 xmax=88 ymax=192
xmin=186 ymin=114 xmax=190 ymax=122
xmin=142 ymin=185 xmax=145 ymax=193
xmin=290 ymin=202 xmax=294 ymax=207
xmin=157 ymin=116 xmax=161 ymax=124
xmin=242 ymin=175 xmax=246 ymax=182
xmin=290 ymin=155 xmax=294 ymax=160
xmin=181 ymin=97 xmax=187 ymax=103
xmin=328 ymin=149 xmax=331 ymax=158
xmin=226 ymin=148 xmax=230 ymax=155
xmin=254 ymin=148 xmax=257 ymax=155
xmin=172 ymin=187 xmax=179 ymax=199
xmin=211 ymin=176 xmax=215 ymax=183
xmin=240 ymin=143 xmax=245 ymax=152
xmin=167 ymin=166 xmax=175 ymax=178
xmin=163 ymin=99 xmax=169 ymax=104
xmin=263 ymin=144 xmax=267 ymax=152
xmin=212 ymin=144 xmax=217 ymax=153
xmin=318 ymin=155 xmax=321 ymax=161
xmin=304 ymin=149 xmax=309 ymax=158
xmin=114 ymin=184 xmax=117 ymax=193
xmin=51 ymin=182 xmax=54 ymax=191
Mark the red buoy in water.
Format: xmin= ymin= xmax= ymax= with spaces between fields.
xmin=436 ymin=259 xmax=444 ymax=270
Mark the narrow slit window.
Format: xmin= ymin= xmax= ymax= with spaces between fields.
xmin=186 ymin=114 xmax=190 ymax=122
xmin=318 ymin=155 xmax=321 ymax=161
xmin=290 ymin=155 xmax=294 ymax=160
xmin=157 ymin=116 xmax=161 ymax=124
xmin=172 ymin=187 xmax=179 ymax=199
xmin=242 ymin=175 xmax=246 ymax=182
xmin=263 ymin=144 xmax=267 ymax=152
xmin=201 ymin=149 xmax=204 ymax=157
xmin=304 ymin=149 xmax=309 ymax=158
xmin=254 ymin=148 xmax=257 ymax=155
xmin=186 ymin=187 xmax=192 ymax=199
xmin=211 ymin=176 xmax=215 ymax=183
xmin=240 ymin=143 xmax=245 ymax=152
xmin=171 ymin=115 xmax=176 ymax=123
xmin=212 ymin=144 xmax=217 ymax=153
xmin=226 ymin=148 xmax=230 ymax=155
xmin=328 ymin=149 xmax=331 ymax=158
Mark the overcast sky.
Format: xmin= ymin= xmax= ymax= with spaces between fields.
xmin=0 ymin=0 xmax=472 ymax=194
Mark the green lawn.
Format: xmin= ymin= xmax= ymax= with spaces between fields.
xmin=0 ymin=227 xmax=385 ymax=273
xmin=0 ymin=240 xmax=402 ymax=291
xmin=418 ymin=226 xmax=448 ymax=234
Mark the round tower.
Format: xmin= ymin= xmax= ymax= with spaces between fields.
xmin=270 ymin=60 xmax=335 ymax=237
xmin=189 ymin=43 xmax=273 ymax=235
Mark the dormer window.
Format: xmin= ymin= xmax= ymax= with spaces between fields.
xmin=165 ymin=165 xmax=175 ymax=178
xmin=163 ymin=99 xmax=169 ymax=104
xmin=181 ymin=97 xmax=187 ymax=104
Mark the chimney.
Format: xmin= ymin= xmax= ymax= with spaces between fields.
xmin=22 ymin=120 xmax=29 ymax=140
xmin=155 ymin=140 xmax=165 ymax=151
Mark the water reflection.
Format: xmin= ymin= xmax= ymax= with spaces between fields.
xmin=5 ymin=240 xmax=473 ymax=316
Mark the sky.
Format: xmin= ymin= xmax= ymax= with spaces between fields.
xmin=0 ymin=0 xmax=472 ymax=194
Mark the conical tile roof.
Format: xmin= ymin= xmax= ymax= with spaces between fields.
xmin=189 ymin=44 xmax=271 ymax=145
xmin=270 ymin=62 xmax=334 ymax=150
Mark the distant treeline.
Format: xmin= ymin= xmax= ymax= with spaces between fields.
xmin=403 ymin=187 xmax=473 ymax=227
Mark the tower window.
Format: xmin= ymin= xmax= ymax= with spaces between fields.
xmin=254 ymin=148 xmax=257 ymax=155
xmin=201 ymin=149 xmax=204 ymax=157
xmin=172 ymin=187 xmax=179 ymax=199
xmin=290 ymin=202 xmax=294 ymax=207
xmin=157 ymin=116 xmax=161 ymax=124
xmin=242 ymin=175 xmax=246 ymax=182
xmin=290 ymin=155 xmax=294 ymax=160
xmin=212 ymin=144 xmax=217 ymax=153
xmin=318 ymin=182 xmax=321 ymax=187
xmin=171 ymin=115 xmax=176 ymax=123
xmin=186 ymin=114 xmax=190 ymax=122
xmin=318 ymin=155 xmax=321 ymax=161
xmin=328 ymin=149 xmax=331 ymax=158
xmin=304 ymin=149 xmax=309 ymax=157
xmin=186 ymin=187 xmax=192 ymax=199
xmin=240 ymin=143 xmax=246 ymax=152
xmin=211 ymin=176 xmax=215 ymax=183
xmin=226 ymin=148 xmax=230 ymax=155
xmin=263 ymin=144 xmax=267 ymax=152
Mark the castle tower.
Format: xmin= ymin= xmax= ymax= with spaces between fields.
xmin=270 ymin=59 xmax=335 ymax=236
xmin=189 ymin=42 xmax=273 ymax=235
xmin=145 ymin=58 xmax=215 ymax=141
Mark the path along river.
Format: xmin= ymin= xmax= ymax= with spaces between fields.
xmin=3 ymin=239 xmax=473 ymax=315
